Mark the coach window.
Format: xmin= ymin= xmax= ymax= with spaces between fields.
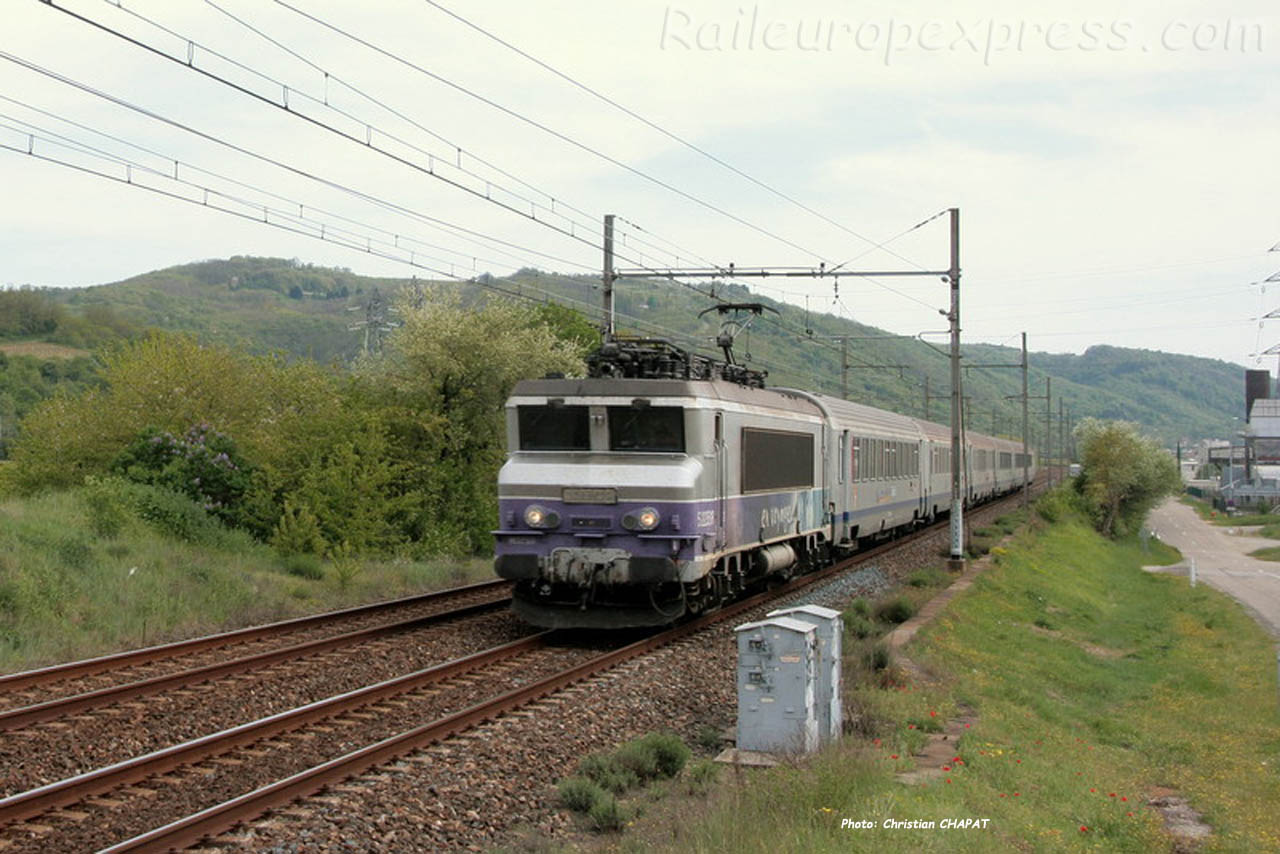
xmin=608 ymin=406 xmax=685 ymax=452
xmin=518 ymin=405 xmax=590 ymax=450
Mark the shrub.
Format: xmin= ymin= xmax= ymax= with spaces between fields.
xmin=557 ymin=776 xmax=605 ymax=813
xmin=694 ymin=724 xmax=724 ymax=753
xmin=82 ymin=481 xmax=130 ymax=539
xmin=87 ymin=476 xmax=231 ymax=545
xmin=613 ymin=740 xmax=661 ymax=781
xmin=967 ymin=532 xmax=996 ymax=558
xmin=130 ymin=485 xmax=220 ymax=543
xmin=874 ymin=597 xmax=916 ymax=624
xmin=283 ymin=553 xmax=324 ymax=580
xmin=271 ymin=501 xmax=327 ymax=556
xmin=1036 ymin=487 xmax=1079 ymax=524
xmin=848 ymin=597 xmax=871 ymax=618
xmin=843 ymin=613 xmax=877 ymax=640
xmin=863 ymin=642 xmax=891 ymax=671
xmin=111 ymin=424 xmax=254 ymax=528
xmin=329 ymin=540 xmax=362 ymax=590
xmin=578 ymin=753 xmax=638 ymax=795
xmin=587 ymin=793 xmax=627 ymax=831
xmin=636 ymin=732 xmax=690 ymax=778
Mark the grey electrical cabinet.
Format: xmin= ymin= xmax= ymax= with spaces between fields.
xmin=768 ymin=604 xmax=843 ymax=742
xmin=734 ymin=617 xmax=819 ymax=755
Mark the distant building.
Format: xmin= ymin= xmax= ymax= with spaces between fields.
xmin=1220 ymin=373 xmax=1280 ymax=510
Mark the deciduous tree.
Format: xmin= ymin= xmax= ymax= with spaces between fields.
xmin=1074 ymin=419 xmax=1181 ymax=537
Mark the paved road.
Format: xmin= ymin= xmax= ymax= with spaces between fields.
xmin=1147 ymin=498 xmax=1280 ymax=639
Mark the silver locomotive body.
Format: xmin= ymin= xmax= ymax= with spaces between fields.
xmin=494 ymin=377 xmax=827 ymax=627
xmin=494 ymin=373 xmax=1035 ymax=629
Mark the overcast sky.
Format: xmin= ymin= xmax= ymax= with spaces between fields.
xmin=1 ymin=0 xmax=1278 ymax=368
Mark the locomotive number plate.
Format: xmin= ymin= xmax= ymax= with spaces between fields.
xmin=563 ymin=487 xmax=617 ymax=505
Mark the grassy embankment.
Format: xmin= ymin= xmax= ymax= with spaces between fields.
xmin=0 ymin=487 xmax=491 ymax=673
xmin=621 ymin=493 xmax=1280 ymax=854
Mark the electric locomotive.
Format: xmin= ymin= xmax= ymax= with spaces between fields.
xmin=493 ymin=334 xmax=1032 ymax=629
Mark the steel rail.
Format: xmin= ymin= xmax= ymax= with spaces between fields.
xmin=0 ymin=595 xmax=514 ymax=731
xmin=94 ymin=509 xmax=989 ymax=854
xmin=0 ymin=579 xmax=511 ymax=693
xmin=0 ymin=633 xmax=550 ymax=827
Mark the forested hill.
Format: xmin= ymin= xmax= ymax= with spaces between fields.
xmin=4 ymin=256 xmax=1244 ymax=445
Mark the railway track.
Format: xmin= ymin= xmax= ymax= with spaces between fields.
xmin=0 ymin=490 xmax=1035 ymax=852
xmin=0 ymin=579 xmax=512 ymax=712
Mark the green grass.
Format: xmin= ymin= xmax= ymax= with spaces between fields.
xmin=1247 ymin=546 xmax=1280 ymax=562
xmin=0 ymin=487 xmax=492 ymax=672
xmin=1214 ymin=513 xmax=1280 ymax=527
xmin=1183 ymin=494 xmax=1280 ymax=528
xmin=652 ymin=511 xmax=1280 ymax=853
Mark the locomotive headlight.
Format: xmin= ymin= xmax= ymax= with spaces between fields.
xmin=622 ymin=506 xmax=661 ymax=531
xmin=523 ymin=504 xmax=560 ymax=529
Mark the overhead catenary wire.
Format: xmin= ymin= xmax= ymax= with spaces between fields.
xmin=0 ymin=114 xmax=764 ymax=368
xmin=199 ymin=0 xmax=607 ymax=241
xmin=0 ymin=125 xmax=725 ymax=353
xmin=0 ymin=50 xmax=603 ymax=274
xmin=259 ymin=0 xmax=831 ymax=263
xmin=41 ymin=1 xmax=609 ymax=254
xmin=41 ymin=2 xmax=731 ymax=285
xmin=417 ymin=0 xmax=934 ymax=274
xmin=49 ymin=1 xmax=959 ymax=326
xmin=0 ymin=96 xmax=591 ymax=277
xmin=0 ymin=113 xmax=537 ymax=278
xmin=0 ymin=112 xmax=922 ymax=401
xmin=24 ymin=5 xmax=954 ymax=388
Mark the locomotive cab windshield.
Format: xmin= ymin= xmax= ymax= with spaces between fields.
xmin=608 ymin=405 xmax=685 ymax=453
xmin=516 ymin=402 xmax=687 ymax=454
xmin=517 ymin=405 xmax=589 ymax=451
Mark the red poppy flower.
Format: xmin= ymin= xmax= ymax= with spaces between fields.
xmin=1080 ymin=826 xmax=1088 ymax=832
xmin=1109 ymin=793 xmax=1116 ymax=798
xmin=1120 ymin=797 xmax=1127 ymax=802
xmin=945 ymin=778 xmax=952 ymax=784
xmin=891 ymin=754 xmax=899 ymax=759
xmin=942 ymin=766 xmax=951 ymax=771
xmin=930 ymin=711 xmax=938 ymax=717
